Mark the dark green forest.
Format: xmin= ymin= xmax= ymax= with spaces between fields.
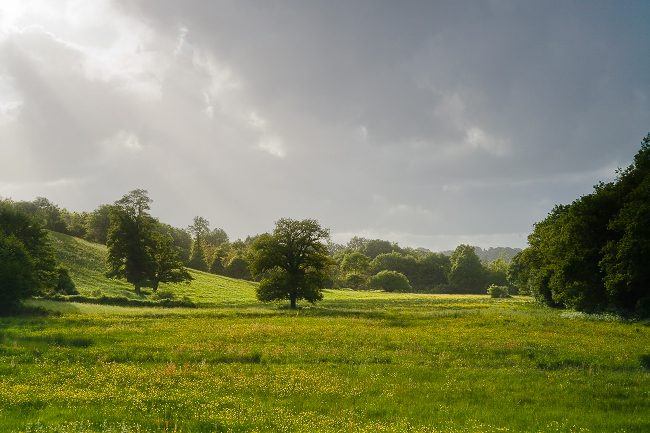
xmin=511 ymin=133 xmax=650 ymax=317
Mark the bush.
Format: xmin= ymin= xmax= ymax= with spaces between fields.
xmin=367 ymin=271 xmax=412 ymax=292
xmin=488 ymin=285 xmax=511 ymax=298
xmin=344 ymin=273 xmax=367 ymax=290
xmin=55 ymin=266 xmax=78 ymax=295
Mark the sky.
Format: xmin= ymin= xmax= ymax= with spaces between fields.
xmin=1 ymin=1 xmax=649 ymax=252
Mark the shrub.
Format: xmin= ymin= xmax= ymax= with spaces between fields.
xmin=55 ymin=266 xmax=78 ymax=295
xmin=488 ymin=285 xmax=511 ymax=298
xmin=367 ymin=271 xmax=412 ymax=292
xmin=344 ymin=273 xmax=367 ymax=290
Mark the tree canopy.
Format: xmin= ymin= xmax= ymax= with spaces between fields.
xmin=106 ymin=190 xmax=191 ymax=294
xmin=514 ymin=133 xmax=650 ymax=316
xmin=0 ymin=200 xmax=58 ymax=313
xmin=248 ymin=218 xmax=332 ymax=308
xmin=448 ymin=244 xmax=486 ymax=294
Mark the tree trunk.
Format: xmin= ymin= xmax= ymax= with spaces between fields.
xmin=290 ymin=294 xmax=297 ymax=309
xmin=134 ymin=283 xmax=141 ymax=295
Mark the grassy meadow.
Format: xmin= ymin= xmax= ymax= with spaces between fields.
xmin=0 ymin=233 xmax=649 ymax=432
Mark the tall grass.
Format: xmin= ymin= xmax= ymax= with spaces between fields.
xmin=3 ymin=296 xmax=650 ymax=433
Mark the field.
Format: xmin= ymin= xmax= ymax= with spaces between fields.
xmin=0 ymin=233 xmax=649 ymax=432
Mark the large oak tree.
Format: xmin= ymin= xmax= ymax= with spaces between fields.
xmin=248 ymin=218 xmax=332 ymax=308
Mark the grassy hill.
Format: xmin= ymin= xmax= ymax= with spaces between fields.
xmin=48 ymin=231 xmax=259 ymax=305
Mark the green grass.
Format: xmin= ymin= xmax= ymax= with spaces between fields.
xmin=0 ymin=232 xmax=647 ymax=432
xmin=48 ymin=231 xmax=259 ymax=305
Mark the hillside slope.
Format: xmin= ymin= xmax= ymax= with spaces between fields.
xmin=48 ymin=231 xmax=259 ymax=305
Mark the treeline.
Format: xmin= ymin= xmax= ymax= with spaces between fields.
xmin=327 ymin=240 xmax=516 ymax=294
xmin=3 ymin=193 xmax=522 ymax=296
xmin=0 ymin=200 xmax=78 ymax=314
xmin=5 ymin=195 xmax=253 ymax=280
xmin=511 ymin=133 xmax=650 ymax=317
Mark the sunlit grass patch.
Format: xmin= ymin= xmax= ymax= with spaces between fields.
xmin=3 ymin=297 xmax=650 ymax=432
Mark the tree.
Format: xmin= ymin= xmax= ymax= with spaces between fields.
xmin=187 ymin=216 xmax=209 ymax=271
xmin=601 ymin=134 xmax=650 ymax=314
xmin=206 ymin=227 xmax=229 ymax=246
xmin=85 ymin=204 xmax=113 ymax=244
xmin=16 ymin=197 xmax=68 ymax=233
xmin=514 ymin=133 xmax=650 ymax=316
xmin=448 ymin=244 xmax=486 ymax=294
xmin=361 ymin=239 xmax=401 ymax=259
xmin=64 ymin=211 xmax=88 ymax=238
xmin=414 ymin=253 xmax=450 ymax=290
xmin=340 ymin=251 xmax=371 ymax=276
xmin=224 ymin=255 xmax=252 ymax=280
xmin=486 ymin=249 xmax=510 ymax=288
xmin=209 ymin=242 xmax=229 ymax=275
xmin=248 ymin=218 xmax=332 ymax=308
xmin=149 ymin=231 xmax=192 ymax=291
xmin=0 ymin=200 xmax=58 ymax=313
xmin=106 ymin=190 xmax=191 ymax=294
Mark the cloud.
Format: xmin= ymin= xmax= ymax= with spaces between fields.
xmin=0 ymin=0 xmax=648 ymax=251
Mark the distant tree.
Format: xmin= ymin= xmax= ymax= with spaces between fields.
xmin=187 ymin=216 xmax=209 ymax=271
xmin=507 ymin=251 xmax=530 ymax=295
xmin=85 ymin=204 xmax=113 ymax=244
xmin=106 ymin=190 xmax=191 ymax=294
xmin=361 ymin=239 xmax=401 ymax=259
xmin=448 ymin=244 xmax=486 ymax=294
xmin=347 ymin=236 xmax=370 ymax=251
xmin=149 ymin=231 xmax=192 ymax=292
xmin=64 ymin=211 xmax=88 ymax=238
xmin=367 ymin=270 xmax=412 ymax=292
xmin=327 ymin=241 xmax=346 ymax=257
xmin=370 ymin=252 xmax=415 ymax=277
xmin=340 ymin=251 xmax=371 ymax=276
xmin=486 ymin=249 xmax=510 ymax=288
xmin=158 ymin=224 xmax=192 ymax=264
xmin=249 ymin=218 xmax=332 ymax=308
xmin=23 ymin=197 xmax=69 ymax=233
xmin=224 ymin=255 xmax=252 ymax=280
xmin=209 ymin=242 xmax=230 ymax=275
xmin=414 ymin=253 xmax=450 ymax=290
xmin=205 ymin=227 xmax=229 ymax=246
